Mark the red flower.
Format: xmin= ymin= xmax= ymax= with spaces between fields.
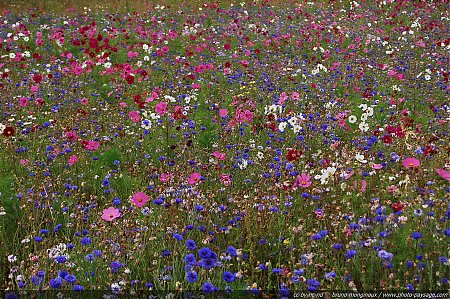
xmin=391 ymin=202 xmax=405 ymax=212
xmin=382 ymin=135 xmax=393 ymax=144
xmin=125 ymin=75 xmax=135 ymax=84
xmin=3 ymin=126 xmax=15 ymax=137
xmin=286 ymin=149 xmax=302 ymax=162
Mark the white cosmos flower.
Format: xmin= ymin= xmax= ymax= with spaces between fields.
xmin=278 ymin=122 xmax=287 ymax=132
xmin=360 ymin=113 xmax=368 ymax=122
xmin=292 ymin=125 xmax=302 ymax=134
xmin=348 ymin=115 xmax=357 ymax=123
xmin=0 ymin=123 xmax=5 ymax=134
xmin=257 ymin=152 xmax=264 ymax=160
xmin=355 ymin=153 xmax=368 ymax=163
xmin=288 ymin=117 xmax=297 ymax=126
xmin=359 ymin=122 xmax=369 ymax=132
xmin=238 ymin=160 xmax=248 ymax=170
xmin=358 ymin=104 xmax=368 ymax=110
xmin=366 ymin=107 xmax=374 ymax=116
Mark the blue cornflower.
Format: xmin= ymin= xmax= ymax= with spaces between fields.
xmin=110 ymin=261 xmax=121 ymax=273
xmin=325 ymin=271 xmax=336 ymax=281
xmin=223 ymin=271 xmax=235 ymax=283
xmin=81 ymin=237 xmax=91 ymax=246
xmin=102 ymin=179 xmax=110 ymax=187
xmin=307 ymin=278 xmax=320 ymax=291
xmin=173 ymin=233 xmax=183 ymax=241
xmin=92 ymin=249 xmax=103 ymax=257
xmin=439 ymin=256 xmax=448 ymax=264
xmin=31 ymin=276 xmax=43 ymax=285
xmin=200 ymin=258 xmax=216 ymax=269
xmin=198 ymin=247 xmax=212 ymax=259
xmin=272 ymin=268 xmax=282 ymax=275
xmin=378 ymin=250 xmax=393 ymax=261
xmin=58 ymin=270 xmax=68 ymax=279
xmin=49 ymin=277 xmax=63 ymax=289
xmin=345 ymin=250 xmax=357 ymax=259
xmin=227 ymin=246 xmax=237 ymax=256
xmin=332 ymin=243 xmax=343 ymax=250
xmin=186 ymin=271 xmax=198 ymax=283
xmin=64 ymin=274 xmax=77 ymax=284
xmin=185 ymin=254 xmax=196 ymax=265
xmin=85 ymin=254 xmax=95 ymax=262
xmin=73 ymin=285 xmax=84 ymax=291
xmin=186 ymin=239 xmax=196 ymax=250
xmin=411 ymin=232 xmax=422 ymax=240
xmin=202 ymin=282 xmax=215 ymax=294
xmin=56 ymin=256 xmax=67 ymax=263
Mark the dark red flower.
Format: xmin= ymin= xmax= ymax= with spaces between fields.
xmin=286 ymin=149 xmax=302 ymax=162
xmin=391 ymin=202 xmax=405 ymax=212
xmin=3 ymin=126 xmax=15 ymax=137
xmin=126 ymin=75 xmax=135 ymax=84
xmin=382 ymin=135 xmax=393 ymax=144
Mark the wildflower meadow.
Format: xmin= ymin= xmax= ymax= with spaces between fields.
xmin=0 ymin=0 xmax=449 ymax=296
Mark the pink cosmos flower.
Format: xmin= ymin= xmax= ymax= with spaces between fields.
xmin=129 ymin=110 xmax=140 ymax=123
xmin=372 ymin=163 xmax=383 ymax=170
xmin=279 ymin=92 xmax=288 ymax=104
xmin=30 ymin=85 xmax=39 ymax=93
xmin=19 ymin=97 xmax=29 ymax=107
xmin=155 ymin=102 xmax=167 ymax=116
xmin=68 ymin=155 xmax=78 ymax=166
xmin=132 ymin=192 xmax=149 ymax=207
xmin=403 ymin=157 xmax=420 ymax=168
xmin=219 ymin=109 xmax=228 ymax=117
xmin=84 ymin=140 xmax=99 ymax=151
xmin=81 ymin=97 xmax=88 ymax=105
xmin=188 ymin=172 xmax=201 ymax=185
xmin=160 ymin=173 xmax=173 ymax=182
xmin=65 ymin=131 xmax=78 ymax=141
xmin=342 ymin=168 xmax=355 ymax=180
xmin=291 ymin=92 xmax=300 ymax=100
xmin=213 ymin=151 xmax=226 ymax=160
xmin=19 ymin=159 xmax=30 ymax=166
xmin=35 ymin=98 xmax=44 ymax=106
xmin=388 ymin=185 xmax=398 ymax=194
xmin=220 ymin=174 xmax=232 ymax=186
xmin=101 ymin=207 xmax=121 ymax=222
xmin=295 ymin=173 xmax=312 ymax=188
xmin=436 ymin=169 xmax=450 ymax=182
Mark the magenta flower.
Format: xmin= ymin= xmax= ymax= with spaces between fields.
xmin=436 ymin=169 xmax=450 ymax=182
xmin=403 ymin=157 xmax=420 ymax=168
xmin=84 ymin=140 xmax=99 ymax=151
xmin=213 ymin=151 xmax=226 ymax=160
xmin=132 ymin=192 xmax=149 ymax=207
xmin=296 ymin=173 xmax=312 ymax=188
xmin=19 ymin=97 xmax=29 ymax=107
xmin=219 ymin=109 xmax=228 ymax=117
xmin=101 ymin=207 xmax=121 ymax=222
xmin=188 ymin=172 xmax=201 ymax=185
xmin=128 ymin=110 xmax=140 ymax=123
xmin=155 ymin=102 xmax=167 ymax=116
xmin=68 ymin=155 xmax=78 ymax=166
